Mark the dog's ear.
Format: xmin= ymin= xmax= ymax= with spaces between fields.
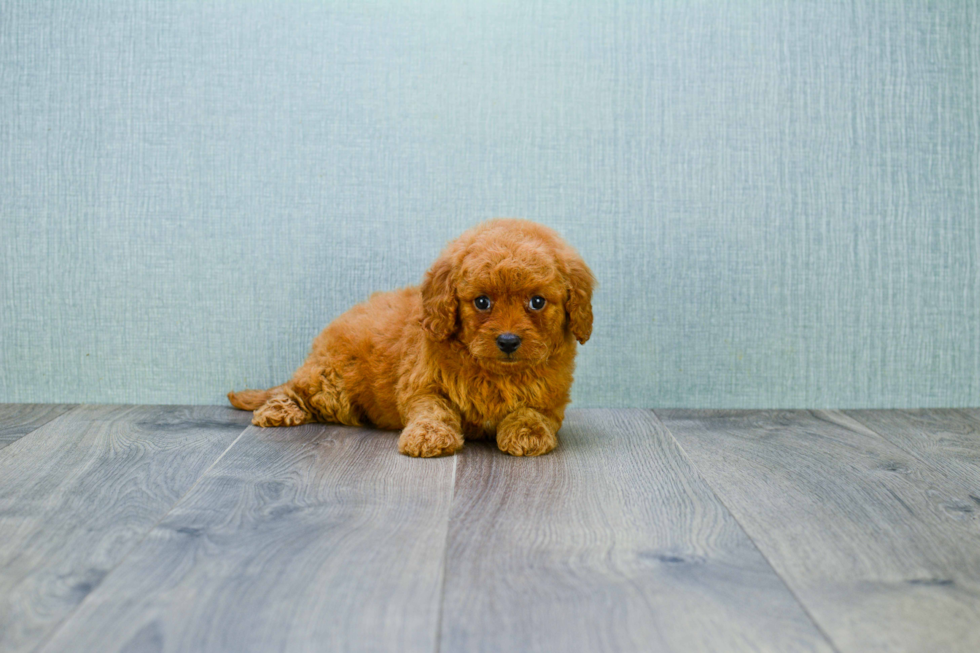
xmin=564 ymin=255 xmax=595 ymax=344
xmin=421 ymin=254 xmax=458 ymax=341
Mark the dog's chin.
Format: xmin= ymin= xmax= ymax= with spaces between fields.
xmin=468 ymin=351 xmax=548 ymax=373
xmin=477 ymin=357 xmax=533 ymax=373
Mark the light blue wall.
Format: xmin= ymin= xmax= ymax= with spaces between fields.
xmin=2 ymin=1 xmax=978 ymax=408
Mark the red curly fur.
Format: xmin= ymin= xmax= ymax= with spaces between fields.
xmin=229 ymin=219 xmax=595 ymax=457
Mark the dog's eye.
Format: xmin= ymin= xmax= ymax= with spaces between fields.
xmin=474 ymin=295 xmax=492 ymax=311
xmin=529 ymin=295 xmax=546 ymax=311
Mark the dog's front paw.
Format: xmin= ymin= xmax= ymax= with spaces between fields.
xmin=252 ymin=396 xmax=312 ymax=427
xmin=496 ymin=411 xmax=558 ymax=457
xmin=398 ymin=419 xmax=464 ymax=458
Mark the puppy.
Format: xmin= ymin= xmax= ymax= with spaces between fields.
xmin=228 ymin=219 xmax=594 ymax=457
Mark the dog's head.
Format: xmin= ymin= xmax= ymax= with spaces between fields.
xmin=421 ymin=219 xmax=594 ymax=370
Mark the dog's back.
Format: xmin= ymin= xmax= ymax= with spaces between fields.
xmin=229 ymin=285 xmax=424 ymax=430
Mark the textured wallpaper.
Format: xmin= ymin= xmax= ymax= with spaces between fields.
xmin=1 ymin=1 xmax=978 ymax=408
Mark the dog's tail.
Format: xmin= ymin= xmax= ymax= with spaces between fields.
xmin=228 ymin=386 xmax=279 ymax=411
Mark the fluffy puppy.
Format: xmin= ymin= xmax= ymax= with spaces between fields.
xmin=228 ymin=219 xmax=594 ymax=457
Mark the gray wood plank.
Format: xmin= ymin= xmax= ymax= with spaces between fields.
xmin=846 ymin=409 xmax=980 ymax=497
xmin=0 ymin=404 xmax=78 ymax=450
xmin=958 ymin=408 xmax=980 ymax=428
xmin=440 ymin=409 xmax=834 ymax=653
xmin=40 ymin=423 xmax=456 ymax=653
xmin=657 ymin=409 xmax=980 ymax=653
xmin=0 ymin=404 xmax=249 ymax=653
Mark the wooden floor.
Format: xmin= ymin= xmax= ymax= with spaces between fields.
xmin=1 ymin=406 xmax=978 ymax=652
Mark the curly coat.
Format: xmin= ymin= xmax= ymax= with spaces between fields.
xmin=228 ymin=219 xmax=594 ymax=457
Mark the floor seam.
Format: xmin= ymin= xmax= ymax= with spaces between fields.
xmin=0 ymin=404 xmax=85 ymax=454
xmin=649 ymin=409 xmax=843 ymax=653
xmin=432 ymin=452 xmax=458 ymax=653
xmin=30 ymin=419 xmax=253 ymax=653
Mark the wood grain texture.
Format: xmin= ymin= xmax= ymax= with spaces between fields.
xmin=959 ymin=409 xmax=980 ymax=426
xmin=40 ymin=423 xmax=456 ymax=653
xmin=657 ymin=410 xmax=980 ymax=653
xmin=0 ymin=404 xmax=249 ymax=653
xmin=846 ymin=409 xmax=980 ymax=498
xmin=0 ymin=404 xmax=77 ymax=450
xmin=440 ymin=409 xmax=834 ymax=653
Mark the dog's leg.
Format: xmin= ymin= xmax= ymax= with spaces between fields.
xmin=398 ymin=395 xmax=464 ymax=458
xmin=251 ymin=390 xmax=314 ymax=427
xmin=496 ymin=407 xmax=560 ymax=456
xmin=304 ymin=368 xmax=363 ymax=427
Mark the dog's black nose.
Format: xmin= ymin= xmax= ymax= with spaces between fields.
xmin=496 ymin=333 xmax=522 ymax=354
